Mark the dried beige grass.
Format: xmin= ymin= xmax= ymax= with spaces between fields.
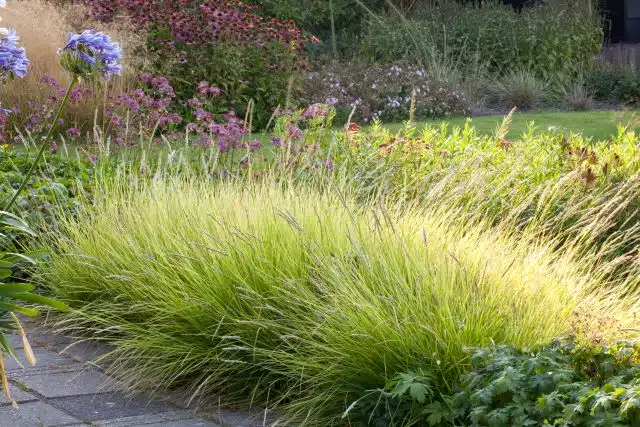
xmin=0 ymin=0 xmax=148 ymax=131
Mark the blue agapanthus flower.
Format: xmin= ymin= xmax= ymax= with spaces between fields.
xmin=61 ymin=30 xmax=122 ymax=79
xmin=0 ymin=29 xmax=29 ymax=81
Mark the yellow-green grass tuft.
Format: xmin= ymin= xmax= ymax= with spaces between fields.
xmin=38 ymin=177 xmax=640 ymax=424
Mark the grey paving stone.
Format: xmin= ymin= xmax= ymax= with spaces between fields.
xmin=12 ymin=368 xmax=123 ymax=398
xmin=56 ymin=339 xmax=112 ymax=364
xmin=4 ymin=346 xmax=80 ymax=374
xmin=51 ymin=391 xmax=179 ymax=421
xmin=215 ymin=408 xmax=268 ymax=427
xmin=137 ymin=420 xmax=220 ymax=427
xmin=92 ymin=411 xmax=218 ymax=426
xmin=5 ymin=334 xmax=25 ymax=349
xmin=0 ymin=383 xmax=38 ymax=405
xmin=0 ymin=400 xmax=82 ymax=426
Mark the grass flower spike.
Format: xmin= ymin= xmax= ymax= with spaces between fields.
xmin=61 ymin=30 xmax=122 ymax=79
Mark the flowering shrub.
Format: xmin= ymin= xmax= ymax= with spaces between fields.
xmin=301 ymin=61 xmax=470 ymax=124
xmin=103 ymin=73 xmax=252 ymax=151
xmin=82 ymin=0 xmax=312 ymax=128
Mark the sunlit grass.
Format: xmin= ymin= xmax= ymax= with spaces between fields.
xmin=37 ymin=174 xmax=640 ymax=424
xmin=384 ymin=110 xmax=640 ymax=140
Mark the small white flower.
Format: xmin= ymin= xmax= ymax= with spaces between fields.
xmin=0 ymin=27 xmax=8 ymax=37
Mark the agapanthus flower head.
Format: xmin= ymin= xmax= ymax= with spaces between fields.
xmin=61 ymin=30 xmax=122 ymax=79
xmin=0 ymin=29 xmax=28 ymax=81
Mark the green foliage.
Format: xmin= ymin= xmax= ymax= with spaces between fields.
xmin=0 ymin=211 xmax=68 ymax=357
xmin=587 ymin=69 xmax=640 ymax=105
xmin=149 ymin=28 xmax=301 ymax=129
xmin=248 ymin=0 xmax=386 ymax=55
xmin=0 ymin=150 xmax=93 ymax=226
xmin=359 ymin=1 xmax=602 ymax=81
xmin=353 ymin=339 xmax=640 ymax=426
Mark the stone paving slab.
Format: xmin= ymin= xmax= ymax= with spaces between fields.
xmin=6 ymin=333 xmax=25 ymax=349
xmin=92 ymin=411 xmax=220 ymax=426
xmin=0 ymin=400 xmax=84 ymax=426
xmin=0 ymin=383 xmax=38 ymax=406
xmin=214 ymin=408 xmax=270 ymax=427
xmin=4 ymin=345 xmax=81 ymax=373
xmin=12 ymin=368 xmax=122 ymax=398
xmin=5 ymin=324 xmax=273 ymax=427
xmin=134 ymin=420 xmax=221 ymax=427
xmin=50 ymin=391 xmax=182 ymax=422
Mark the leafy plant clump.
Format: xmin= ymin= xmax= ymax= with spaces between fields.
xmin=359 ymin=0 xmax=602 ymax=81
xmin=350 ymin=339 xmax=640 ymax=426
xmin=0 ymin=150 xmax=94 ymax=226
xmin=302 ymin=60 xmax=469 ymax=124
xmin=38 ymin=177 xmax=640 ymax=425
xmin=82 ymin=0 xmax=312 ymax=128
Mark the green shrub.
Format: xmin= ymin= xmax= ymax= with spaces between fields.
xmin=149 ymin=32 xmax=301 ymax=129
xmin=39 ymin=177 xmax=639 ymax=424
xmin=351 ymin=339 xmax=640 ymax=426
xmin=301 ymin=60 xmax=470 ymax=123
xmin=359 ymin=0 xmax=602 ymax=81
xmin=249 ymin=0 xmax=386 ymax=55
xmin=587 ymin=69 xmax=640 ymax=105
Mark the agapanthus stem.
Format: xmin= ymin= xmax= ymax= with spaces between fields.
xmin=4 ymin=75 xmax=78 ymax=211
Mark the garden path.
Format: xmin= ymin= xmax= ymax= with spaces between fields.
xmin=1 ymin=321 xmax=271 ymax=427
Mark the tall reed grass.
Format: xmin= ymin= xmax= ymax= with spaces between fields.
xmin=37 ymin=174 xmax=640 ymax=424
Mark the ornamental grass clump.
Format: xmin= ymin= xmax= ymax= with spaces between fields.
xmin=39 ymin=177 xmax=640 ymax=424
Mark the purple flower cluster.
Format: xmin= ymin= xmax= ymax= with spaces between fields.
xmin=0 ymin=29 xmax=29 ymax=81
xmin=106 ymin=75 xmax=247 ymax=151
xmin=0 ymin=74 xmax=98 ymax=143
xmin=302 ymin=103 xmax=328 ymax=119
xmin=198 ymin=81 xmax=221 ymax=97
xmin=189 ymin=111 xmax=247 ymax=152
xmin=287 ymin=122 xmax=303 ymax=141
xmin=62 ymin=30 xmax=122 ymax=78
xmin=106 ymin=75 xmax=182 ymax=144
xmin=66 ymin=127 xmax=81 ymax=138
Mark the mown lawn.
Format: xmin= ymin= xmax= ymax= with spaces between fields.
xmin=383 ymin=110 xmax=640 ymax=140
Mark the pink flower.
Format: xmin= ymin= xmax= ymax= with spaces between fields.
xmin=287 ymin=122 xmax=303 ymax=140
xmin=198 ymin=81 xmax=210 ymax=96
xmin=66 ymin=127 xmax=81 ymax=138
xmin=187 ymin=97 xmax=203 ymax=108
